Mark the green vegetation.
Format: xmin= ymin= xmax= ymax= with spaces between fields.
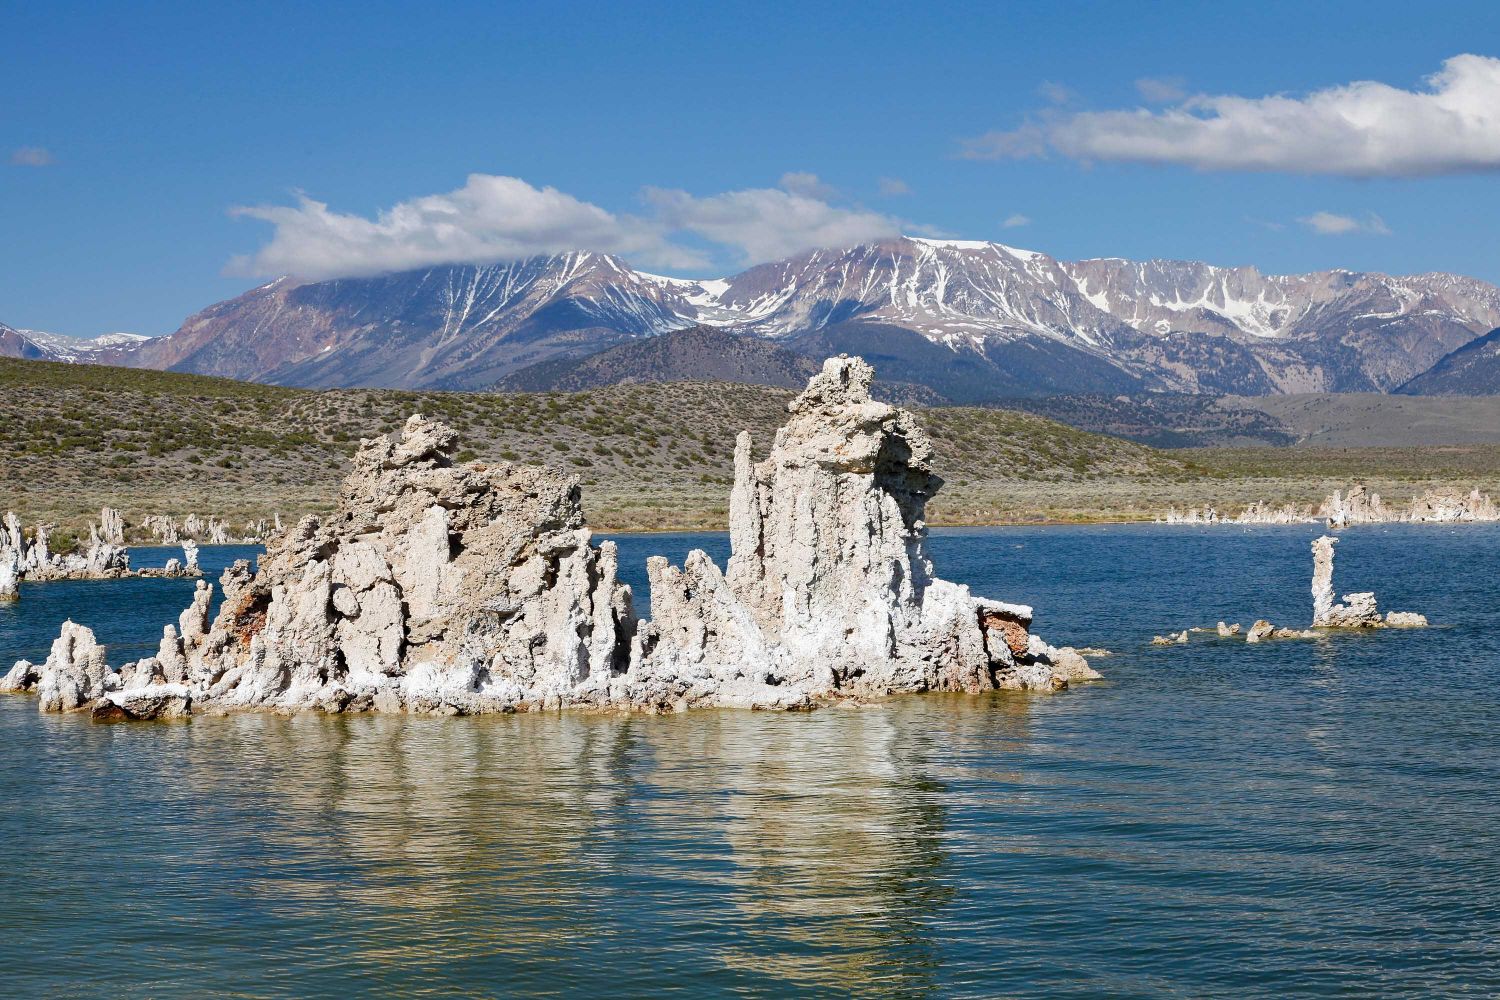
xmin=3 ymin=356 xmax=1497 ymax=535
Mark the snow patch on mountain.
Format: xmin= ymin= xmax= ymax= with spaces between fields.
xmin=0 ymin=326 xmax=156 ymax=363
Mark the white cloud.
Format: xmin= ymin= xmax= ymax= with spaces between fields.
xmin=230 ymin=173 xmax=905 ymax=280
xmin=1002 ymin=213 xmax=1031 ymax=228
xmin=1298 ymin=211 xmax=1392 ymax=236
xmin=1037 ymin=81 xmax=1075 ymax=105
xmin=228 ymin=175 xmax=698 ymax=280
xmin=10 ymin=146 xmax=54 ymax=167
xmin=1135 ymin=76 xmax=1186 ymax=103
xmin=963 ymin=54 xmax=1500 ymax=177
xmin=642 ymin=185 xmax=901 ymax=264
xmin=877 ymin=176 xmax=911 ymax=196
xmin=778 ymin=171 xmax=837 ymax=199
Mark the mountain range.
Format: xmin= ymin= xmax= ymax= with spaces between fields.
xmin=0 ymin=322 xmax=151 ymax=363
xmin=7 ymin=237 xmax=1500 ymax=400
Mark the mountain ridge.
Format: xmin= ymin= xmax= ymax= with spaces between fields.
xmin=6 ymin=237 xmax=1500 ymax=398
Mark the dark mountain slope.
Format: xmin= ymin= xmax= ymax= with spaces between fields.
xmin=1397 ymin=328 xmax=1500 ymax=395
xmin=496 ymin=325 xmax=819 ymax=392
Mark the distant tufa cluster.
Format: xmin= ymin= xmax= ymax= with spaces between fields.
xmin=0 ymin=506 xmax=289 ymax=603
xmin=0 ymin=509 xmax=204 ymax=601
xmin=1160 ymin=484 xmax=1500 ymax=528
xmin=3 ymin=356 xmax=1099 ymax=720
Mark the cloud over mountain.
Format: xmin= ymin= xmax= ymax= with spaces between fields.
xmin=229 ymin=174 xmax=902 ymax=281
xmin=641 ymin=184 xmax=900 ymax=265
xmin=964 ymin=54 xmax=1500 ymax=178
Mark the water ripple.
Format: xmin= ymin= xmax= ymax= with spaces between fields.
xmin=1 ymin=527 xmax=1498 ymax=996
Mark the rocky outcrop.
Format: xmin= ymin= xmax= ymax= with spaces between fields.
xmin=1231 ymin=501 xmax=1317 ymax=525
xmin=142 ymin=514 xmax=181 ymax=544
xmin=99 ymin=506 xmax=125 ymax=546
xmin=631 ymin=357 xmax=1089 ymax=704
xmin=141 ymin=512 xmax=261 ymax=545
xmin=1160 ymin=506 xmax=1225 ymax=525
xmin=81 ymin=523 xmax=130 ymax=576
xmin=1406 ymin=487 xmax=1499 ymax=523
xmin=10 ymin=356 xmax=1095 ymax=719
xmin=0 ymin=620 xmax=191 ymax=720
xmin=1323 ymin=486 xmax=1387 ymax=529
xmin=34 ymin=621 xmax=113 ymax=712
xmin=0 ymin=546 xmax=17 ymax=602
xmin=1310 ymin=535 xmax=1427 ymax=628
xmin=8 ymin=413 xmax=640 ymax=717
xmin=1160 ymin=502 xmax=1319 ymax=525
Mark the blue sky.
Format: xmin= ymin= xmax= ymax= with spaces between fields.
xmin=3 ymin=0 xmax=1498 ymax=335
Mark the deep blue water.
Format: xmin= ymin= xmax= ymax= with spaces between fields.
xmin=2 ymin=526 xmax=1497 ymax=998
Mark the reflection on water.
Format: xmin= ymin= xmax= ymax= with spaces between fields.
xmin=3 ymin=526 xmax=1500 ymax=996
xmin=177 ymin=707 xmax=986 ymax=996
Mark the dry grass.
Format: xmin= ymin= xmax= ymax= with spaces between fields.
xmin=3 ymin=355 xmax=1497 ymax=536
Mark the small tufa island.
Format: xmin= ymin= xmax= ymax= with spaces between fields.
xmin=1152 ymin=533 xmax=1427 ymax=645
xmin=2 ymin=356 xmax=1098 ymax=720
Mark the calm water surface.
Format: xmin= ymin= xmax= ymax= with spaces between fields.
xmin=1 ymin=526 xmax=1497 ymax=997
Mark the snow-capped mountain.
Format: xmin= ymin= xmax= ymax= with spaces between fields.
xmin=120 ymin=252 xmax=697 ymax=389
xmin=652 ymin=238 xmax=1500 ymax=394
xmin=9 ymin=237 xmax=1500 ymax=398
xmin=0 ymin=322 xmax=154 ymax=363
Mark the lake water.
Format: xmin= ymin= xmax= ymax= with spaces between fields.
xmin=2 ymin=526 xmax=1498 ymax=997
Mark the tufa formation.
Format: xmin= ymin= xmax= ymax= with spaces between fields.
xmin=3 ymin=356 xmax=1096 ymax=719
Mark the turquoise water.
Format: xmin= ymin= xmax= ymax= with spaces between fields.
xmin=2 ymin=526 xmax=1497 ymax=997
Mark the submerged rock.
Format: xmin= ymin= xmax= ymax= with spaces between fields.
xmin=12 ymin=356 xmax=1093 ymax=719
xmin=1244 ymin=620 xmax=1274 ymax=643
xmin=92 ymin=685 xmax=193 ymax=721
